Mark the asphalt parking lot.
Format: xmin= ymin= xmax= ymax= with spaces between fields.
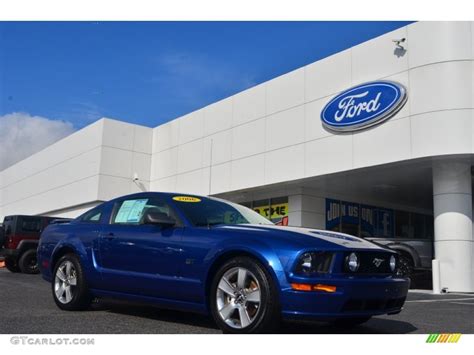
xmin=0 ymin=268 xmax=473 ymax=334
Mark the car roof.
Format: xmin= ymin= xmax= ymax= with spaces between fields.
xmin=108 ymin=191 xmax=211 ymax=203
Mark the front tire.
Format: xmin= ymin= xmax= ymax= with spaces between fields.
xmin=4 ymin=257 xmax=20 ymax=273
xmin=52 ymin=254 xmax=91 ymax=311
xmin=18 ymin=249 xmax=40 ymax=274
xmin=210 ymin=256 xmax=280 ymax=333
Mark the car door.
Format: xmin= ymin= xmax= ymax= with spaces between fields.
xmin=97 ymin=196 xmax=185 ymax=300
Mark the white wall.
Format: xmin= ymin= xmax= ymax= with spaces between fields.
xmin=97 ymin=119 xmax=153 ymax=201
xmin=0 ymin=118 xmax=153 ymax=220
xmin=150 ymin=21 xmax=474 ymax=197
xmin=288 ymin=193 xmax=326 ymax=229
xmin=0 ymin=120 xmax=104 ymax=219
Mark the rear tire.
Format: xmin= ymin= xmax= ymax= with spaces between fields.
xmin=4 ymin=257 xmax=20 ymax=273
xmin=334 ymin=316 xmax=371 ymax=328
xmin=210 ymin=256 xmax=280 ymax=334
xmin=18 ymin=249 xmax=40 ymax=274
xmin=52 ymin=254 xmax=91 ymax=311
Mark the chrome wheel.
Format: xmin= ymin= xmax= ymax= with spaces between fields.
xmin=54 ymin=260 xmax=77 ymax=304
xmin=216 ymin=267 xmax=261 ymax=329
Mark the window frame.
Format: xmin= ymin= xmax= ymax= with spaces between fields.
xmin=109 ymin=196 xmax=182 ymax=227
xmin=80 ymin=206 xmax=104 ymax=224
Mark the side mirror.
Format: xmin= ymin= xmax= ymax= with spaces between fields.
xmin=143 ymin=210 xmax=176 ymax=228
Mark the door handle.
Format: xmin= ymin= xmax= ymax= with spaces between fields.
xmin=103 ymin=232 xmax=116 ymax=240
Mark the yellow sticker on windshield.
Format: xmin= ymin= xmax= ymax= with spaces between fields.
xmin=173 ymin=196 xmax=201 ymax=203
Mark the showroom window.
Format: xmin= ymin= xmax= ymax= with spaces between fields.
xmin=395 ymin=210 xmax=411 ymax=238
xmin=240 ymin=196 xmax=288 ymax=225
xmin=326 ymin=198 xmax=433 ymax=240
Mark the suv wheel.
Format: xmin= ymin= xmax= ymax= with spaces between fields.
xmin=52 ymin=254 xmax=91 ymax=311
xmin=18 ymin=249 xmax=40 ymax=274
xmin=210 ymin=256 xmax=280 ymax=333
xmin=4 ymin=257 xmax=20 ymax=273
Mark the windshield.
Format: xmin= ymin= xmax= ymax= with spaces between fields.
xmin=172 ymin=196 xmax=273 ymax=227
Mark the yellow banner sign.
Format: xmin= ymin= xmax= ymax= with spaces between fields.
xmin=253 ymin=203 xmax=288 ymax=220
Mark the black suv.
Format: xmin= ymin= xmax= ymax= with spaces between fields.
xmin=0 ymin=215 xmax=64 ymax=274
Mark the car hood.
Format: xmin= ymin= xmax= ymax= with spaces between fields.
xmin=215 ymin=224 xmax=384 ymax=250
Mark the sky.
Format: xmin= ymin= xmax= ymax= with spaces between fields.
xmin=0 ymin=21 xmax=412 ymax=170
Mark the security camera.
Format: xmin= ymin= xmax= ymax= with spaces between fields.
xmin=132 ymin=173 xmax=139 ymax=182
xmin=392 ymin=38 xmax=406 ymax=47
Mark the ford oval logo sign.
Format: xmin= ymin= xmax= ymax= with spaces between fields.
xmin=321 ymin=81 xmax=407 ymax=132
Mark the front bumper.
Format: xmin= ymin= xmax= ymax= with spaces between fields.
xmin=281 ymin=276 xmax=410 ymax=321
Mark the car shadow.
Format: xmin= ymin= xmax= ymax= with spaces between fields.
xmin=91 ymin=298 xmax=417 ymax=334
xmin=91 ymin=299 xmax=220 ymax=331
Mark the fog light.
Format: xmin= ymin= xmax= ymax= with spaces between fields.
xmin=300 ymin=253 xmax=312 ymax=272
xmin=390 ymin=255 xmax=396 ymax=272
xmin=347 ymin=252 xmax=359 ymax=272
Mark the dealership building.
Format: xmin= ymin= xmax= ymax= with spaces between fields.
xmin=1 ymin=21 xmax=474 ymax=293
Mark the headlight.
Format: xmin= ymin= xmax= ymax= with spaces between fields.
xmin=346 ymin=252 xmax=360 ymax=272
xmin=294 ymin=252 xmax=334 ymax=275
xmin=300 ymin=253 xmax=313 ymax=271
xmin=390 ymin=255 xmax=396 ymax=272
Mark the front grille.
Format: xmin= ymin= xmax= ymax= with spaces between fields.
xmin=342 ymin=297 xmax=406 ymax=312
xmin=344 ymin=251 xmax=394 ymax=274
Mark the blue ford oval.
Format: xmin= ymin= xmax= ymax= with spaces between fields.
xmin=321 ymin=81 xmax=407 ymax=132
xmin=38 ymin=192 xmax=410 ymax=333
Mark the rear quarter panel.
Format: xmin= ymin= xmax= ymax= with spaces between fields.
xmin=38 ymin=222 xmax=102 ymax=287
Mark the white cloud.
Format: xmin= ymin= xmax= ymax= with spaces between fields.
xmin=0 ymin=112 xmax=75 ymax=171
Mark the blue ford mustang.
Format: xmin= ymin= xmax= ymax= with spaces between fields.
xmin=38 ymin=192 xmax=409 ymax=333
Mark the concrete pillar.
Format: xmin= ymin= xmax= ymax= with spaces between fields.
xmin=432 ymin=160 xmax=474 ymax=293
xmin=288 ymin=194 xmax=325 ymax=229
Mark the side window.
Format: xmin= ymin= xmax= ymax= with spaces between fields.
xmin=3 ymin=217 xmax=14 ymax=236
xmin=111 ymin=197 xmax=178 ymax=225
xmin=81 ymin=208 xmax=103 ymax=223
xmin=19 ymin=217 xmax=42 ymax=233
